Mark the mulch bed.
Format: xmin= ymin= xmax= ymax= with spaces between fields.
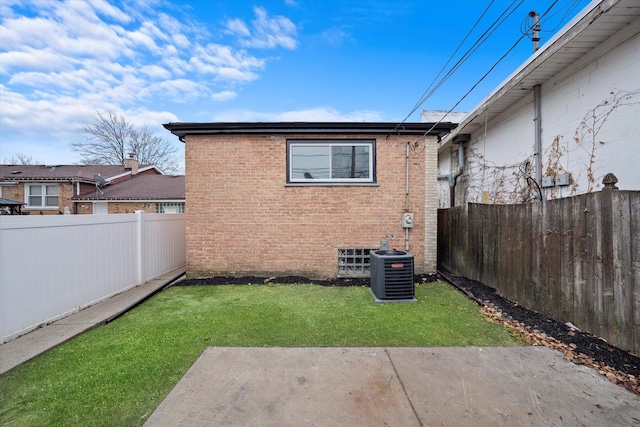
xmin=438 ymin=270 xmax=640 ymax=396
xmin=178 ymin=272 xmax=442 ymax=287
xmin=176 ymin=271 xmax=639 ymax=395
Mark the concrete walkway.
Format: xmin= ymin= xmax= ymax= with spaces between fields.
xmin=0 ymin=267 xmax=185 ymax=375
xmin=145 ymin=346 xmax=640 ymax=427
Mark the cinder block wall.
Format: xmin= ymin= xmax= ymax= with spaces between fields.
xmin=185 ymin=133 xmax=438 ymax=278
xmin=423 ymin=137 xmax=438 ymax=272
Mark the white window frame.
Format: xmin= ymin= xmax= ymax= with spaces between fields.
xmin=287 ymin=140 xmax=375 ymax=184
xmin=25 ymin=183 xmax=59 ymax=209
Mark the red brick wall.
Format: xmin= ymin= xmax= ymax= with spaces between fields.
xmin=107 ymin=202 xmax=154 ymax=214
xmin=185 ymin=133 xmax=437 ymax=278
xmin=75 ymin=201 xmax=157 ymax=214
xmin=1 ymin=182 xmax=74 ymax=215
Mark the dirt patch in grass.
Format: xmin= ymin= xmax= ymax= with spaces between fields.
xmin=179 ymin=271 xmax=640 ymax=395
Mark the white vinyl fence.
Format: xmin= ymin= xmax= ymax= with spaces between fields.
xmin=0 ymin=212 xmax=185 ymax=343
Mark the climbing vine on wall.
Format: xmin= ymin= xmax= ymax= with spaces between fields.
xmin=452 ymin=88 xmax=638 ymax=205
xmin=572 ymin=88 xmax=640 ymax=193
xmin=542 ymin=135 xmax=567 ymax=199
xmin=461 ymin=143 xmax=537 ymax=204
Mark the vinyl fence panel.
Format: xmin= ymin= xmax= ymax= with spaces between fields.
xmin=0 ymin=212 xmax=185 ymax=343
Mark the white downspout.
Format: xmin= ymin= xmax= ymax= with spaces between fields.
xmin=437 ymin=140 xmax=466 ymax=207
xmin=534 ymin=84 xmax=543 ymax=200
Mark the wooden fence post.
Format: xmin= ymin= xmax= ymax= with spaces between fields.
xmin=600 ymin=173 xmax=617 ymax=346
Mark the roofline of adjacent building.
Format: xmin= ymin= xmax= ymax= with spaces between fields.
xmin=0 ymin=177 xmax=96 ymax=184
xmin=0 ymin=165 xmax=162 ymax=183
xmin=163 ymin=121 xmax=458 ymax=141
xmin=71 ymin=197 xmax=185 ymax=202
xmin=439 ymin=0 xmax=628 ymax=150
xmin=104 ymin=165 xmax=162 ymax=182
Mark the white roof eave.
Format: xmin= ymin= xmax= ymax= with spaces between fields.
xmin=438 ymin=0 xmax=625 ymax=151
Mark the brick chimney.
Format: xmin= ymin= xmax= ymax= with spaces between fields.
xmin=124 ymin=153 xmax=138 ymax=175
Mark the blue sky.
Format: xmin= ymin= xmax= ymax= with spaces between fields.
xmin=0 ymin=0 xmax=591 ymax=172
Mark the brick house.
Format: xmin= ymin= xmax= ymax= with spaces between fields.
xmin=163 ymin=122 xmax=455 ymax=278
xmin=72 ymin=173 xmax=185 ymax=214
xmin=0 ymin=159 xmax=182 ymax=214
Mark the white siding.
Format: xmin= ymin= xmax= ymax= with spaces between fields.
xmin=439 ymin=21 xmax=640 ymax=206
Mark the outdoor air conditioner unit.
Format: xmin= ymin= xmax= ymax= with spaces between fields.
xmin=369 ymin=250 xmax=416 ymax=302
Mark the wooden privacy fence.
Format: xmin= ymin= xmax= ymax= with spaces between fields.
xmin=0 ymin=212 xmax=185 ymax=344
xmin=438 ymin=181 xmax=639 ymax=354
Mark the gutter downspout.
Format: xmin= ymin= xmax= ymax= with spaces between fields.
xmin=405 ymin=142 xmax=410 ymax=251
xmin=534 ymin=84 xmax=543 ymax=200
xmin=437 ymin=134 xmax=470 ymax=208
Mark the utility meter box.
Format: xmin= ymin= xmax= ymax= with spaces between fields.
xmin=402 ymin=212 xmax=414 ymax=228
xmin=542 ymin=176 xmax=555 ymax=188
xmin=556 ymin=173 xmax=570 ymax=186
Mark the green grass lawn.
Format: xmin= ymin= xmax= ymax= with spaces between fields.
xmin=0 ymin=281 xmax=524 ymax=426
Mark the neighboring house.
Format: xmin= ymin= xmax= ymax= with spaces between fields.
xmin=0 ymin=159 xmax=175 ymax=214
xmin=72 ymin=173 xmax=185 ymax=214
xmin=163 ymin=122 xmax=456 ymax=278
xmin=436 ymin=0 xmax=640 ymax=207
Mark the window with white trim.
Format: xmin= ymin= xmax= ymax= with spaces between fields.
xmin=287 ymin=140 xmax=375 ymax=183
xmin=26 ymin=183 xmax=58 ymax=208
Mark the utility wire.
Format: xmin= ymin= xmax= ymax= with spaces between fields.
xmin=394 ymin=0 xmax=524 ymax=132
xmin=398 ymin=0 xmax=496 ymax=127
xmin=417 ymin=31 xmax=529 ymax=139
xmin=416 ymin=0 xmax=565 ymax=140
xmin=398 ymin=0 xmax=523 ymax=127
xmin=521 ymin=0 xmax=577 ymax=39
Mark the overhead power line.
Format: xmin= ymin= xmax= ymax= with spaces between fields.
xmin=414 ymin=0 xmax=565 ymax=140
xmin=394 ymin=0 xmax=525 ymax=132
xmin=400 ymin=0 xmax=496 ymax=125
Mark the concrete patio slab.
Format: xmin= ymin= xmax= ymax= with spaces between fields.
xmin=144 ymin=346 xmax=640 ymax=427
xmin=145 ymin=347 xmax=419 ymax=427
xmin=388 ymin=347 xmax=640 ymax=427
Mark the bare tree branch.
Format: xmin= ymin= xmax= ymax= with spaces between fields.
xmin=3 ymin=152 xmax=43 ymax=165
xmin=73 ymin=111 xmax=178 ymax=173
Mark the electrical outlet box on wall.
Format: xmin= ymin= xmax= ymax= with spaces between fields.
xmin=542 ymin=176 xmax=555 ymax=188
xmin=556 ymin=173 xmax=570 ymax=186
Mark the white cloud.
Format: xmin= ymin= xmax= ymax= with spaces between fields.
xmin=226 ymin=7 xmax=297 ymax=50
xmin=211 ymin=90 xmax=237 ymax=102
xmin=152 ymin=79 xmax=203 ymax=102
xmin=126 ymin=109 xmax=179 ymax=130
xmin=189 ymin=44 xmax=264 ymax=82
xmin=1 ymin=1 xmax=299 ymax=166
xmin=251 ymin=7 xmax=297 ymax=49
xmin=0 ymin=48 xmax=73 ymax=73
xmin=211 ymin=107 xmax=384 ymax=122
xmin=140 ymin=64 xmax=172 ymax=80
xmin=0 ymin=16 xmax=62 ymax=50
xmin=321 ymin=26 xmax=353 ymax=47
xmin=226 ymin=18 xmax=251 ymax=38
xmin=88 ymin=0 xmax=133 ymax=23
xmin=172 ymin=33 xmax=190 ymax=49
